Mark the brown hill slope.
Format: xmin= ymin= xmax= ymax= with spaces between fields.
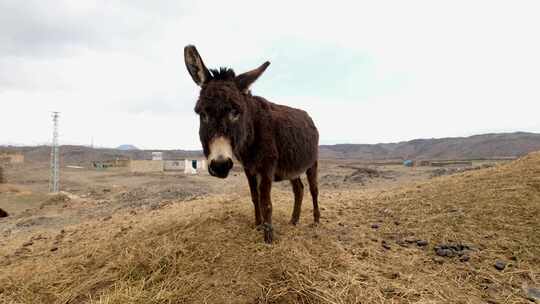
xmin=320 ymin=132 xmax=540 ymax=160
xmin=0 ymin=153 xmax=539 ymax=303
xmin=3 ymin=132 xmax=539 ymax=164
xmin=1 ymin=145 xmax=203 ymax=165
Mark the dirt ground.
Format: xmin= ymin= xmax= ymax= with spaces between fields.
xmin=0 ymin=156 xmax=537 ymax=303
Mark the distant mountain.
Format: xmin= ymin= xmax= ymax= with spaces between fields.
xmin=4 ymin=132 xmax=540 ymax=164
xmin=2 ymin=145 xmax=204 ymax=165
xmin=319 ymin=132 xmax=540 ymax=160
xmin=116 ymin=144 xmax=138 ymax=151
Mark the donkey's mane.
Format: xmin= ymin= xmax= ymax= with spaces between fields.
xmin=209 ymin=67 xmax=236 ymax=81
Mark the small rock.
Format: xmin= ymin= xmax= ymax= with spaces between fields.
xmin=433 ymin=242 xmax=472 ymax=258
xmin=393 ymin=221 xmax=400 ymax=226
xmin=396 ymin=240 xmax=409 ymax=247
xmin=459 ymin=255 xmax=470 ymax=262
xmin=371 ymin=224 xmax=380 ymax=229
xmin=494 ymin=260 xmax=506 ymax=271
xmin=22 ymin=241 xmax=33 ymax=247
xmin=338 ymin=222 xmax=344 ymax=226
xmin=416 ymin=240 xmax=428 ymax=247
xmin=102 ymin=216 xmax=112 ymax=221
xmin=525 ymin=287 xmax=540 ymax=302
xmin=382 ymin=243 xmax=391 ymax=250
xmin=404 ymin=238 xmax=417 ymax=244
xmin=50 ymin=247 xmax=58 ymax=252
xmin=436 ymin=248 xmax=455 ymax=257
xmin=14 ymin=247 xmax=31 ymax=255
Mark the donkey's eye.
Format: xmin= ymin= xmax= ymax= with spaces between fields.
xmin=200 ymin=113 xmax=209 ymax=123
xmin=229 ymin=109 xmax=240 ymax=122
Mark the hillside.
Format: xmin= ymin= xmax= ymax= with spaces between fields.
xmin=320 ymin=132 xmax=540 ymax=160
xmin=2 ymin=132 xmax=539 ymax=164
xmin=1 ymin=152 xmax=538 ymax=303
xmin=0 ymin=145 xmax=203 ymax=165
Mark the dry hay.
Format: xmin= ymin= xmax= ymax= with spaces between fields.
xmin=1 ymin=153 xmax=539 ymax=303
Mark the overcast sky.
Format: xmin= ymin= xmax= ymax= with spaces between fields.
xmin=1 ymin=1 xmax=539 ymax=149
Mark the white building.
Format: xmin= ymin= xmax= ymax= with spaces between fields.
xmin=184 ymin=159 xmax=207 ymax=174
xmin=151 ymin=152 xmax=163 ymax=161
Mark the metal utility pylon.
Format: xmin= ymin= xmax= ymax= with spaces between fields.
xmin=49 ymin=112 xmax=60 ymax=193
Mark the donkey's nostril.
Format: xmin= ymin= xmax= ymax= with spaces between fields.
xmin=209 ymin=158 xmax=233 ymax=178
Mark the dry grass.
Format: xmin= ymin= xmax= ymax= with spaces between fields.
xmin=1 ymin=153 xmax=539 ymax=303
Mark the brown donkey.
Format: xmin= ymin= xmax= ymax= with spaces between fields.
xmin=184 ymin=45 xmax=320 ymax=243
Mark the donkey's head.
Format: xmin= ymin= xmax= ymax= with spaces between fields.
xmin=184 ymin=45 xmax=270 ymax=178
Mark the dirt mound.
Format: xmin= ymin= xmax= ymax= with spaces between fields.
xmin=321 ymin=166 xmax=396 ymax=187
xmin=343 ymin=166 xmax=395 ymax=183
xmin=0 ymin=152 xmax=539 ymax=303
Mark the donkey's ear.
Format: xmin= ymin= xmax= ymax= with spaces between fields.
xmin=235 ymin=61 xmax=270 ymax=93
xmin=184 ymin=45 xmax=211 ymax=86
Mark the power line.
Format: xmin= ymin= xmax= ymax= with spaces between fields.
xmin=49 ymin=112 xmax=60 ymax=193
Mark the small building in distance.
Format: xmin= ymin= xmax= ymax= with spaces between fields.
xmin=129 ymin=158 xmax=207 ymax=174
xmin=0 ymin=152 xmax=24 ymax=164
xmin=403 ymin=160 xmax=414 ymax=167
xmin=184 ymin=159 xmax=207 ymax=174
xmin=152 ymin=152 xmax=163 ymax=161
xmin=92 ymin=158 xmax=130 ymax=169
xmin=163 ymin=160 xmax=184 ymax=171
xmin=130 ymin=160 xmax=164 ymax=173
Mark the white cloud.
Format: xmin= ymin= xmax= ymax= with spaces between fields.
xmin=1 ymin=0 xmax=539 ymax=149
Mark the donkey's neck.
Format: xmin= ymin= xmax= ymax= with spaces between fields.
xmin=235 ymin=95 xmax=263 ymax=165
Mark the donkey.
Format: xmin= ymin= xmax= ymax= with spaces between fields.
xmin=184 ymin=45 xmax=320 ymax=243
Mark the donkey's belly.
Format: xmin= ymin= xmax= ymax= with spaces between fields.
xmin=273 ymin=165 xmax=311 ymax=182
xmin=271 ymin=104 xmax=319 ymax=182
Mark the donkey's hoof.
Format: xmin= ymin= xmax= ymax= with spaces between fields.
xmin=264 ymin=231 xmax=273 ymax=243
xmin=289 ymin=218 xmax=299 ymax=226
xmin=255 ymin=224 xmax=264 ymax=231
xmin=261 ymin=223 xmax=273 ymax=243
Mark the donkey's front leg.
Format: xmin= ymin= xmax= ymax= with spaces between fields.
xmin=258 ymin=174 xmax=274 ymax=243
xmin=245 ymin=171 xmax=262 ymax=227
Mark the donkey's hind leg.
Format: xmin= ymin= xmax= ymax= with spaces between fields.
xmin=290 ymin=178 xmax=304 ymax=225
xmin=306 ymin=161 xmax=320 ymax=224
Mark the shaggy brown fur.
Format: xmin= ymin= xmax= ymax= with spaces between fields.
xmin=184 ymin=45 xmax=320 ymax=243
